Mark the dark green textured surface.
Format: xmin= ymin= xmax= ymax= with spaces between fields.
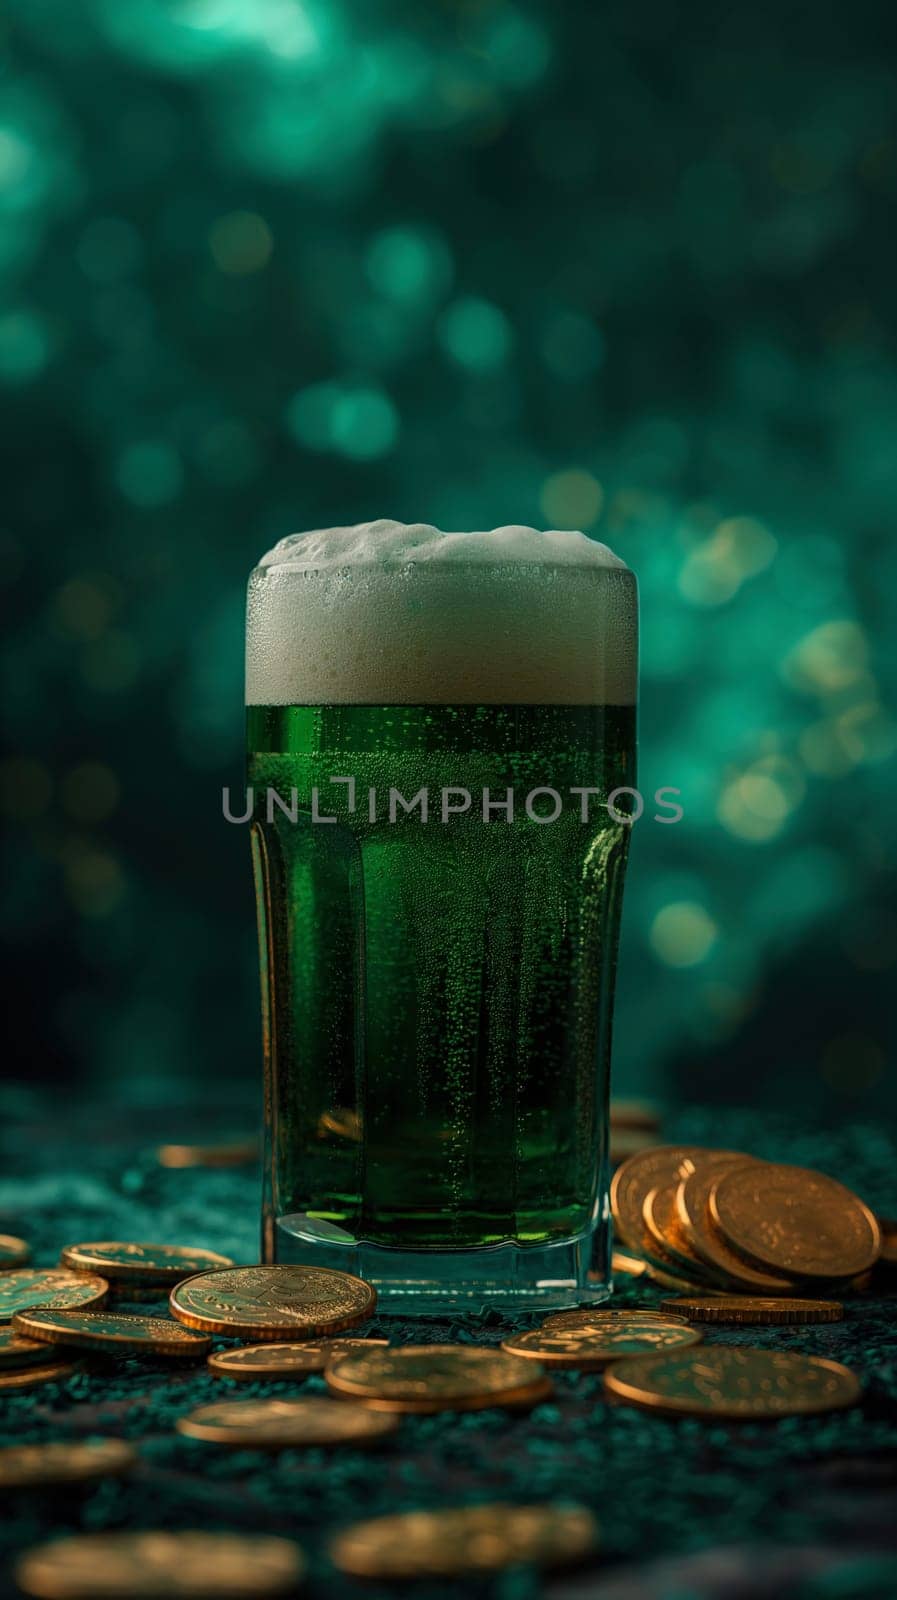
xmin=1 ymin=1102 xmax=896 ymax=1599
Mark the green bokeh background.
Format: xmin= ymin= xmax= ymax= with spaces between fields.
xmin=1 ymin=0 xmax=895 ymax=1117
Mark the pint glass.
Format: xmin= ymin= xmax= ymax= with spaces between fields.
xmin=246 ymin=521 xmax=637 ymax=1311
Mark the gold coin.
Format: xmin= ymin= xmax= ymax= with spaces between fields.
xmin=710 ymin=1164 xmax=881 ymax=1280
xmin=878 ymin=1218 xmax=897 ymax=1266
xmin=0 ymin=1269 xmax=108 ymax=1323
xmin=329 ymin=1504 xmax=594 ymax=1580
xmin=60 ymin=1242 xmax=235 ymax=1287
xmin=610 ymin=1099 xmax=661 ymax=1132
xmin=676 ymin=1155 xmax=796 ymax=1292
xmin=0 ymin=1326 xmax=65 ymax=1370
xmin=610 ymin=1146 xmax=706 ymax=1258
xmin=0 ymin=1234 xmax=31 ymax=1270
xmin=642 ymin=1184 xmax=717 ymax=1283
xmin=170 ymin=1265 xmax=375 ymax=1339
xmin=502 ymin=1320 xmax=703 ymax=1369
xmin=12 ymin=1309 xmax=211 ymax=1358
xmin=15 ymin=1531 xmax=304 ymax=1599
xmin=542 ymin=1307 xmax=690 ymax=1331
xmin=659 ymin=1295 xmax=844 ymax=1325
xmin=208 ymin=1338 xmax=389 ymax=1381
xmin=325 ymin=1344 xmax=552 ymax=1413
xmin=612 ymin=1249 xmax=648 ymax=1279
xmin=156 ymin=1141 xmax=259 ymax=1169
xmin=0 ymin=1362 xmax=77 ymax=1392
xmin=0 ymin=1438 xmax=136 ymax=1489
xmin=176 ymin=1397 xmax=398 ymax=1449
xmin=604 ymin=1346 xmax=861 ymax=1419
xmin=330 ymin=1503 xmax=597 ymax=1580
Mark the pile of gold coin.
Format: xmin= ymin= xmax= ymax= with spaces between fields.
xmin=611 ymin=1145 xmax=882 ymax=1294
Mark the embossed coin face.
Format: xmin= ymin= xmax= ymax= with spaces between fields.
xmin=676 ymin=1155 xmax=796 ymax=1292
xmin=0 ymin=1326 xmax=64 ymax=1370
xmin=330 ymin=1503 xmax=597 ymax=1579
xmin=60 ymin=1243 xmax=235 ymax=1287
xmin=170 ymin=1266 xmax=375 ymax=1339
xmin=502 ymin=1321 xmax=703 ymax=1370
xmin=0 ymin=1362 xmax=77 ymax=1392
xmin=0 ymin=1234 xmax=31 ymax=1270
xmin=543 ymin=1308 xmax=690 ymax=1331
xmin=15 ymin=1531 xmax=304 ymax=1599
xmin=0 ymin=1269 xmax=108 ymax=1323
xmin=325 ymin=1344 xmax=552 ymax=1413
xmin=610 ymin=1147 xmax=706 ymax=1261
xmin=710 ymin=1164 xmax=881 ymax=1280
xmin=604 ymin=1346 xmax=862 ymax=1419
xmin=0 ymin=1439 xmax=136 ymax=1489
xmin=176 ymin=1397 xmax=398 ymax=1449
xmin=208 ymin=1338 xmax=389 ymax=1380
xmin=659 ymin=1295 xmax=844 ymax=1325
xmin=12 ymin=1309 xmax=211 ymax=1358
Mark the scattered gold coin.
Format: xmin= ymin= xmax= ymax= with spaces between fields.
xmin=604 ymin=1346 xmax=861 ymax=1419
xmin=0 ymin=1438 xmax=136 ymax=1489
xmin=0 ymin=1234 xmax=31 ymax=1270
xmin=60 ymin=1242 xmax=235 ymax=1288
xmin=330 ymin=1503 xmax=597 ymax=1580
xmin=12 ymin=1309 xmax=211 ymax=1359
xmin=0 ymin=1269 xmax=108 ymax=1323
xmin=502 ymin=1320 xmax=703 ymax=1369
xmin=176 ymin=1397 xmax=398 ymax=1449
xmin=15 ymin=1531 xmax=304 ymax=1599
xmin=156 ymin=1141 xmax=259 ymax=1169
xmin=675 ymin=1155 xmax=796 ymax=1293
xmin=659 ymin=1295 xmax=844 ymax=1325
xmin=611 ymin=1249 xmax=648 ymax=1279
xmin=208 ymin=1338 xmax=389 ymax=1381
xmin=542 ymin=1308 xmax=690 ymax=1331
xmin=642 ymin=1183 xmax=717 ymax=1284
xmin=325 ymin=1344 xmax=552 ymax=1413
xmin=610 ymin=1146 xmax=704 ymax=1263
xmin=0 ymin=1361 xmax=77 ymax=1393
xmin=170 ymin=1265 xmax=375 ymax=1340
xmin=710 ymin=1164 xmax=881 ymax=1280
xmin=0 ymin=1326 xmax=65 ymax=1370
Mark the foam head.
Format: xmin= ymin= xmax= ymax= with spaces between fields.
xmin=246 ymin=520 xmax=637 ymax=705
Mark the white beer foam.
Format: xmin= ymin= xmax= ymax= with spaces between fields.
xmin=246 ymin=520 xmax=637 ymax=705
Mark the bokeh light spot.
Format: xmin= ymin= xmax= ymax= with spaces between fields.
xmin=438 ymin=296 xmax=512 ymax=371
xmin=718 ymin=757 xmax=804 ymax=842
xmin=679 ymin=516 xmax=776 ymax=606
xmin=285 ymin=381 xmax=398 ymax=458
xmin=365 ymin=224 xmax=453 ymax=306
xmin=53 ymin=578 xmax=117 ymax=641
xmin=0 ymin=311 xmax=50 ymax=383
xmin=209 ymin=210 xmax=273 ymax=274
xmin=783 ymin=619 xmax=869 ymax=694
xmin=117 ymin=441 xmax=184 ymax=507
xmin=540 ymin=469 xmax=604 ymax=529
xmin=650 ymin=902 xmax=718 ymax=967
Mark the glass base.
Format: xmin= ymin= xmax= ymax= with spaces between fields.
xmin=271 ymin=1216 xmax=611 ymax=1315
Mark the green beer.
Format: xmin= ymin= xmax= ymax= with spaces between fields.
xmin=246 ymin=522 xmax=637 ymax=1310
